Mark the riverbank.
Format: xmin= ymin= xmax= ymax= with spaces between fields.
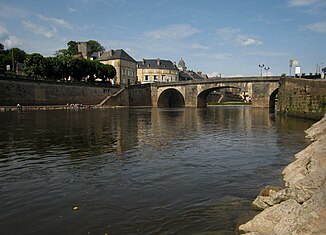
xmin=0 ymin=104 xmax=126 ymax=112
xmin=239 ymin=114 xmax=326 ymax=234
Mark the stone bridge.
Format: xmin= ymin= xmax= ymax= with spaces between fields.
xmin=150 ymin=76 xmax=282 ymax=108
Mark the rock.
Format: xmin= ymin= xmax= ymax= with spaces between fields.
xmin=239 ymin=199 xmax=301 ymax=235
xmin=274 ymin=188 xmax=326 ymax=234
xmin=305 ymin=113 xmax=326 ymax=141
xmin=239 ymin=114 xmax=326 ymax=234
xmin=252 ymin=196 xmax=270 ymax=210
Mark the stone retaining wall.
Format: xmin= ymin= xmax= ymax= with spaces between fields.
xmin=278 ymin=77 xmax=326 ymax=120
xmin=0 ymin=76 xmax=121 ymax=106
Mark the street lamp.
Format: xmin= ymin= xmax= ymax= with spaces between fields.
xmin=264 ymin=67 xmax=270 ymax=77
xmin=259 ymin=64 xmax=264 ymax=77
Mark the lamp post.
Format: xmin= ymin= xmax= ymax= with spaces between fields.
xmin=259 ymin=64 xmax=264 ymax=78
xmin=11 ymin=48 xmax=15 ymax=72
xmin=264 ymin=67 xmax=270 ymax=77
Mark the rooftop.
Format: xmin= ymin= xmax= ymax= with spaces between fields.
xmin=137 ymin=58 xmax=178 ymax=70
xmin=98 ymin=49 xmax=136 ymax=62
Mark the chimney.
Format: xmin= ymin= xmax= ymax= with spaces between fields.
xmin=109 ymin=50 xmax=114 ymax=57
xmin=157 ymin=58 xmax=160 ymax=66
xmin=142 ymin=58 xmax=145 ymax=65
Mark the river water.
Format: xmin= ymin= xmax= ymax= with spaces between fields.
xmin=0 ymin=107 xmax=314 ymax=235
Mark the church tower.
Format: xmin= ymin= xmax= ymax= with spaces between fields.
xmin=178 ymin=57 xmax=187 ymax=72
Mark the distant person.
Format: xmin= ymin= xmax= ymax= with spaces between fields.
xmin=16 ymin=104 xmax=23 ymax=111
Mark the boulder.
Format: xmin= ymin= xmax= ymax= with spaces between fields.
xmin=239 ymin=114 xmax=326 ymax=234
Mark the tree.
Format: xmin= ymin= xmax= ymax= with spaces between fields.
xmin=45 ymin=57 xmax=64 ymax=80
xmin=0 ymin=43 xmax=4 ymax=52
xmin=88 ymin=40 xmax=105 ymax=53
xmin=12 ymin=48 xmax=27 ymax=64
xmin=54 ymin=49 xmax=70 ymax=57
xmin=0 ymin=47 xmax=27 ymax=71
xmin=0 ymin=51 xmax=10 ymax=71
xmin=24 ymin=53 xmax=46 ymax=77
xmin=55 ymin=40 xmax=105 ymax=57
xmin=106 ymin=64 xmax=116 ymax=79
xmin=67 ymin=41 xmax=78 ymax=55
xmin=55 ymin=41 xmax=78 ymax=57
xmin=84 ymin=60 xmax=97 ymax=82
xmin=70 ymin=58 xmax=86 ymax=81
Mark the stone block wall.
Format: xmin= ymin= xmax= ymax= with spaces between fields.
xmin=0 ymin=76 xmax=121 ymax=106
xmin=128 ymin=84 xmax=152 ymax=106
xmin=278 ymin=77 xmax=326 ymax=120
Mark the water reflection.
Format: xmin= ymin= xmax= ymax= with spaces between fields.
xmin=0 ymin=107 xmax=314 ymax=235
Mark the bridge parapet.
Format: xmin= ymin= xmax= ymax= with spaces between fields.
xmin=153 ymin=76 xmax=283 ymax=88
xmin=151 ymin=76 xmax=282 ymax=108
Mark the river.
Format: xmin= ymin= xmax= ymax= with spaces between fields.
xmin=0 ymin=107 xmax=314 ymax=235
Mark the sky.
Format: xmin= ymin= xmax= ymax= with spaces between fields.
xmin=0 ymin=0 xmax=325 ymax=77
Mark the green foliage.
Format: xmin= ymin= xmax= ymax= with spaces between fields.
xmin=24 ymin=53 xmax=46 ymax=77
xmin=67 ymin=41 xmax=78 ymax=55
xmin=0 ymin=47 xmax=27 ymax=71
xmin=54 ymin=49 xmax=70 ymax=57
xmin=0 ymin=54 xmax=11 ymax=71
xmin=45 ymin=57 xmax=64 ymax=80
xmin=88 ymin=40 xmax=105 ymax=53
xmin=106 ymin=64 xmax=116 ymax=79
xmin=55 ymin=40 xmax=105 ymax=57
xmin=94 ymin=63 xmax=116 ymax=81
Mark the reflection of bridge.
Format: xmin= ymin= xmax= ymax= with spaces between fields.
xmin=150 ymin=76 xmax=282 ymax=108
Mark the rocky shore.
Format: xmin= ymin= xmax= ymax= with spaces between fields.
xmin=239 ymin=114 xmax=326 ymax=234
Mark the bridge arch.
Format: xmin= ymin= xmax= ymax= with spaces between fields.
xmin=197 ymin=86 xmax=242 ymax=107
xmin=158 ymin=88 xmax=185 ymax=108
xmin=269 ymin=88 xmax=279 ymax=112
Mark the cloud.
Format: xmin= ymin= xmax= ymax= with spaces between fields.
xmin=0 ymin=25 xmax=21 ymax=48
xmin=190 ymin=43 xmax=209 ymax=49
xmin=68 ymin=8 xmax=76 ymax=13
xmin=207 ymin=72 xmax=222 ymax=78
xmin=248 ymin=51 xmax=291 ymax=57
xmin=216 ymin=27 xmax=240 ymax=39
xmin=22 ymin=20 xmax=57 ymax=38
xmin=214 ymin=53 xmax=232 ymax=60
xmin=237 ymin=37 xmax=263 ymax=47
xmin=304 ymin=21 xmax=326 ymax=33
xmin=216 ymin=27 xmax=263 ymax=47
xmin=4 ymin=35 xmax=22 ymax=47
xmin=288 ymin=0 xmax=320 ymax=6
xmin=0 ymin=4 xmax=27 ymax=18
xmin=144 ymin=24 xmax=200 ymax=40
xmin=0 ymin=24 xmax=8 ymax=36
xmin=38 ymin=15 xmax=72 ymax=29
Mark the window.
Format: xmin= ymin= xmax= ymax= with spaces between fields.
xmin=144 ymin=75 xmax=149 ymax=81
xmin=169 ymin=70 xmax=171 ymax=74
xmin=153 ymin=75 xmax=158 ymax=81
xmin=122 ymin=69 xmax=126 ymax=76
xmin=161 ymin=75 xmax=165 ymax=81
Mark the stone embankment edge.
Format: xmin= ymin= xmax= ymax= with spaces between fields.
xmin=239 ymin=113 xmax=326 ymax=234
xmin=0 ymin=105 xmax=128 ymax=112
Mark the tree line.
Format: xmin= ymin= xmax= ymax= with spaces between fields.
xmin=0 ymin=40 xmax=116 ymax=83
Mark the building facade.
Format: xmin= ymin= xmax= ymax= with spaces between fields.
xmin=98 ymin=49 xmax=137 ymax=85
xmin=137 ymin=58 xmax=179 ymax=84
xmin=177 ymin=57 xmax=208 ymax=81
